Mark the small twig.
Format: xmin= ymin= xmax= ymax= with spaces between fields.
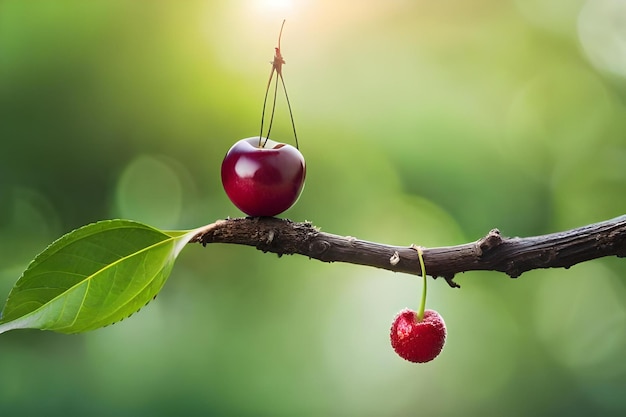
xmin=190 ymin=215 xmax=626 ymax=288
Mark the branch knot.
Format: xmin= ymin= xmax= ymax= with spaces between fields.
xmin=309 ymin=239 xmax=331 ymax=259
xmin=476 ymin=228 xmax=503 ymax=256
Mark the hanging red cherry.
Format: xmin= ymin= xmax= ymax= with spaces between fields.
xmin=390 ymin=308 xmax=446 ymax=363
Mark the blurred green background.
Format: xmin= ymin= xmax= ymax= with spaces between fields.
xmin=2 ymin=0 xmax=626 ymax=415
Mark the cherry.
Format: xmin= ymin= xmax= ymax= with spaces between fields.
xmin=389 ymin=246 xmax=446 ymax=363
xmin=390 ymin=308 xmax=446 ymax=363
xmin=221 ymin=136 xmax=306 ymax=217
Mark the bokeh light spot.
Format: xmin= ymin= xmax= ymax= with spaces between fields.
xmin=578 ymin=0 xmax=626 ymax=78
xmin=114 ymin=155 xmax=184 ymax=229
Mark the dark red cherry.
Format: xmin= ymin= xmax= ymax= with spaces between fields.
xmin=221 ymin=137 xmax=306 ymax=217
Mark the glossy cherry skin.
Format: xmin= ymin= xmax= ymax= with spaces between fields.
xmin=390 ymin=308 xmax=446 ymax=363
xmin=221 ymin=137 xmax=306 ymax=217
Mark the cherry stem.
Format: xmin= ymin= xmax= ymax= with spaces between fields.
xmin=262 ymin=73 xmax=280 ymax=147
xmin=416 ymin=246 xmax=427 ymax=322
xmin=257 ymin=20 xmax=298 ymax=150
xmin=257 ymin=70 xmax=275 ymax=148
xmin=279 ymin=73 xmax=299 ymax=149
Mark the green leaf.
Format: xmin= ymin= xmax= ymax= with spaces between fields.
xmin=0 ymin=219 xmax=197 ymax=334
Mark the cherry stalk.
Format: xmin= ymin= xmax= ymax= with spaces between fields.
xmin=258 ymin=19 xmax=299 ymax=149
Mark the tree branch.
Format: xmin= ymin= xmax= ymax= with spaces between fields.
xmin=190 ymin=215 xmax=626 ymax=288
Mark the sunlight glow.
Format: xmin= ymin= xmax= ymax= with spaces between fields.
xmin=253 ymin=0 xmax=296 ymax=16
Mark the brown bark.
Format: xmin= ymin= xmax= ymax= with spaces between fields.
xmin=190 ymin=215 xmax=626 ymax=288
